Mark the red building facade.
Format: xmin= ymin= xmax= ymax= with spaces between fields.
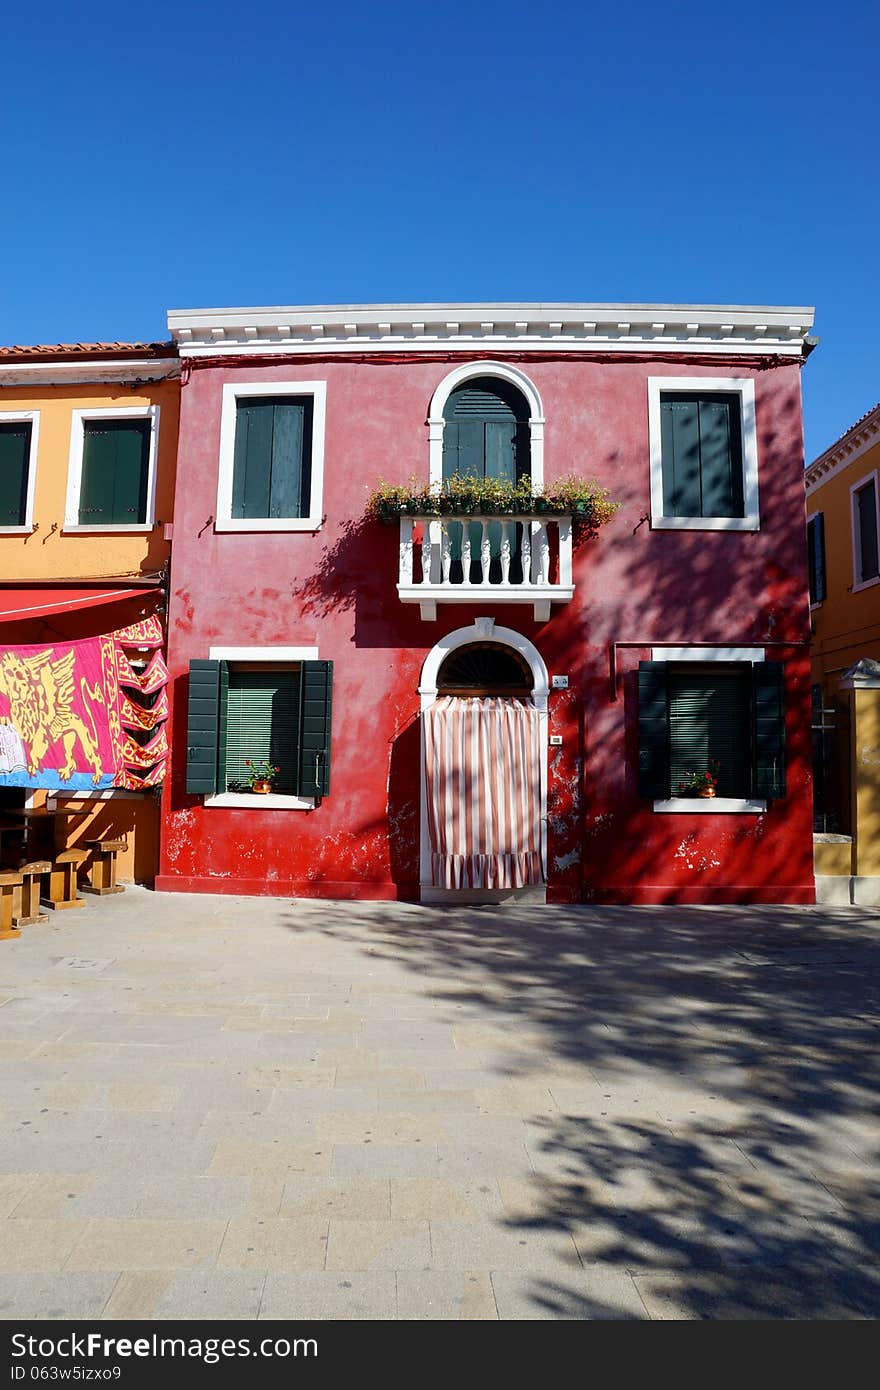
xmin=157 ymin=303 xmax=816 ymax=904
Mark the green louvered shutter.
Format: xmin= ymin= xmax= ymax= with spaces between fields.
xmin=231 ymin=398 xmax=312 ymax=520
xmin=297 ymin=661 xmax=333 ymax=799
xmin=638 ymin=661 xmax=670 ymax=797
xmin=186 ymin=660 xmax=221 ymax=795
xmin=223 ymin=668 xmax=299 ymax=792
xmin=0 ymin=422 xmax=31 ymax=526
xmin=752 ymin=662 xmax=786 ymax=800
xmin=660 ymin=394 xmax=744 ymax=519
xmin=80 ymin=420 xmax=150 ymax=524
xmin=668 ymin=669 xmax=751 ymax=797
xmin=808 ymin=513 xmax=826 ymax=604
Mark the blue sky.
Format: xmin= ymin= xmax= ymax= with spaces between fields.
xmin=1 ymin=1 xmax=875 ymax=459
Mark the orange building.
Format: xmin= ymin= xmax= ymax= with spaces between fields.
xmin=805 ymin=401 xmax=880 ymax=902
xmin=0 ymin=342 xmax=180 ymax=882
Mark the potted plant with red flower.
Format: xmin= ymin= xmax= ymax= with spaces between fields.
xmin=244 ymin=758 xmax=280 ymax=793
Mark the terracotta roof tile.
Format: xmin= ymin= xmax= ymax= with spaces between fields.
xmin=0 ymin=341 xmax=175 ymax=361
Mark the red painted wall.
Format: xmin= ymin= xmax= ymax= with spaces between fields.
xmin=157 ymin=352 xmax=814 ymax=904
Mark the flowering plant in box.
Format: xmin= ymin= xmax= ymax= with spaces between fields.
xmin=675 ymin=761 xmax=720 ymax=796
xmin=244 ymin=758 xmax=280 ymax=790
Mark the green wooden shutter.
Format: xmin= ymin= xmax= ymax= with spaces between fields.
xmin=857 ymin=481 xmax=879 ymax=582
xmin=186 ymin=660 xmax=221 ymax=795
xmin=668 ymin=669 xmax=751 ymax=797
xmin=660 ymin=397 xmax=702 ymax=517
xmin=80 ymin=421 xmax=150 ymax=525
xmin=698 ymin=397 xmax=744 ymax=517
xmin=297 ymin=660 xmax=333 ymax=799
xmin=638 ymin=661 xmax=670 ymax=797
xmin=660 ymin=394 xmax=744 ymax=519
xmin=232 ymin=398 xmax=311 ymax=520
xmin=0 ymin=422 xmax=31 ymax=525
xmin=808 ymin=513 xmax=826 ymax=604
xmin=752 ymin=662 xmax=786 ymax=800
xmin=223 ymin=668 xmax=299 ymax=793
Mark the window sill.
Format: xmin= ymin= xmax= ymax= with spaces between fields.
xmin=63 ymin=523 xmax=154 ymax=534
xmin=653 ymin=797 xmax=767 ymax=814
xmin=0 ymin=526 xmax=34 ymax=535
xmin=851 ymin=575 xmax=880 ymax=593
xmin=650 ymin=516 xmax=760 ymax=532
xmin=204 ymin=792 xmax=315 ymax=810
xmin=214 ymin=518 xmax=323 ymax=533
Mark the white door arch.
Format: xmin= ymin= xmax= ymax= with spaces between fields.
xmin=426 ymin=361 xmax=545 ymax=492
xmin=418 ymin=617 xmax=549 ymax=899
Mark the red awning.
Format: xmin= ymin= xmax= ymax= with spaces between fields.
xmin=0 ymin=588 xmax=149 ymax=622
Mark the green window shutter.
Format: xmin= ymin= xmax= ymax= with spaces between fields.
xmin=231 ymin=398 xmax=312 ymax=520
xmin=80 ymin=421 xmax=150 ymax=525
xmin=638 ymin=661 xmax=670 ymax=797
xmin=186 ymin=660 xmax=221 ymax=795
xmin=856 ymin=481 xmax=879 ymax=582
xmin=223 ymin=668 xmax=299 ymax=793
xmin=660 ymin=394 xmax=744 ymax=519
xmin=668 ymin=669 xmax=751 ymax=798
xmin=442 ymin=378 xmax=530 ymax=486
xmin=297 ymin=660 xmax=333 ymax=799
xmin=752 ymin=662 xmax=786 ymax=800
xmin=0 ymin=422 xmax=31 ymax=525
xmin=808 ymin=513 xmax=826 ymax=603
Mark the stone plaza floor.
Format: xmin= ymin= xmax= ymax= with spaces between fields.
xmin=0 ymin=887 xmax=878 ymax=1320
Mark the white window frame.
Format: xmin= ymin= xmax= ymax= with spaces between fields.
xmin=215 ymin=380 xmax=326 ymax=533
xmin=649 ymin=646 xmax=767 ymax=813
xmin=0 ymin=410 xmax=40 ymax=534
xmin=204 ymin=643 xmax=318 ymax=810
xmin=648 ymin=377 xmax=759 ymax=531
xmin=806 ymin=510 xmax=825 ymax=609
xmin=850 ymin=470 xmax=880 ymax=593
xmin=64 ymin=405 xmax=160 ymax=533
xmin=427 ymin=361 xmax=544 ymax=491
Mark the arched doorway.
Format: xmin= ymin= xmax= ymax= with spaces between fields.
xmin=419 ymin=619 xmax=548 ymax=903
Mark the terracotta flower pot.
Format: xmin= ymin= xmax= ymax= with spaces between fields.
xmin=698 ymin=787 xmax=716 ymax=798
xmin=251 ymin=780 xmax=273 ymax=794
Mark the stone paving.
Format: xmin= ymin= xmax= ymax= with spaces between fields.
xmin=0 ymin=888 xmax=878 ymax=1320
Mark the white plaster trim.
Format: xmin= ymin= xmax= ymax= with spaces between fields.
xmin=208 ymin=645 xmax=318 ymax=662
xmin=204 ymin=793 xmax=315 ymax=811
xmin=64 ymin=405 xmax=160 ymax=531
xmin=653 ymin=798 xmax=767 ymax=814
xmin=0 ymin=409 xmax=39 ymax=532
xmin=0 ymin=359 xmax=178 ymax=387
xmin=168 ymin=303 xmax=814 ymax=357
xmin=215 ymin=380 xmax=326 ymax=533
xmin=651 ymin=646 xmax=765 ymax=663
xmin=418 ymin=618 xmax=549 ymax=889
xmin=849 ymin=469 xmax=880 ymax=590
xmin=62 ymin=524 xmax=154 ymax=534
xmin=805 ymin=402 xmax=880 ymax=494
xmin=648 ymin=377 xmax=759 ymax=530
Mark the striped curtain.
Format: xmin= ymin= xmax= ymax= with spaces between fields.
xmin=424 ymin=696 xmax=544 ymax=890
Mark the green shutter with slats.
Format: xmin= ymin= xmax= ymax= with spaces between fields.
xmin=0 ymin=422 xmax=31 ymax=526
xmin=808 ymin=513 xmax=826 ymax=604
xmin=752 ymin=661 xmax=786 ymax=800
xmin=668 ymin=669 xmax=751 ymax=798
xmin=856 ymin=480 xmax=879 ymax=582
xmin=223 ymin=668 xmax=299 ymax=793
xmin=660 ymin=394 xmax=744 ymax=519
xmin=638 ymin=661 xmax=670 ymax=797
xmin=186 ymin=660 xmax=221 ymax=795
xmin=231 ymin=398 xmax=312 ymax=520
xmin=79 ymin=420 xmax=150 ymax=525
xmin=297 ymin=660 xmax=333 ymax=799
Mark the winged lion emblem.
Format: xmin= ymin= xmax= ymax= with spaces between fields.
xmin=0 ymin=649 xmax=103 ymax=783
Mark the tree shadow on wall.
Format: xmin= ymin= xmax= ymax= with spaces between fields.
xmin=280 ymin=894 xmax=880 ymax=1318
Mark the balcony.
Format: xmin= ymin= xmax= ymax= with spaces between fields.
xmin=397 ymin=513 xmax=574 ymax=621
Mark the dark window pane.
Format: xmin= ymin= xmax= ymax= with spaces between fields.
xmin=660 ymin=393 xmax=745 ymax=519
xmin=80 ymin=420 xmax=150 ymax=525
xmin=857 ymin=481 xmax=878 ymax=582
xmin=0 ymin=422 xmax=31 ymax=526
xmin=668 ymin=668 xmax=751 ymax=798
xmin=224 ymin=667 xmax=300 ymax=792
xmin=808 ymin=514 xmax=826 ymax=603
xmin=232 ymin=397 xmax=311 ymax=520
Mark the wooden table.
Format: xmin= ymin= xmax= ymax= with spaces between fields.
xmin=2 ymin=808 xmax=91 ymax=860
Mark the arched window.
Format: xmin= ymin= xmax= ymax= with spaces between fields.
xmin=442 ymin=377 xmax=531 ymax=487
xmin=436 ymin=641 xmax=534 ymax=696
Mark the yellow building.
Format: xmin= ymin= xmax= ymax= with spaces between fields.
xmin=0 ymin=341 xmax=179 ymax=882
xmin=805 ymin=401 xmax=880 ymax=902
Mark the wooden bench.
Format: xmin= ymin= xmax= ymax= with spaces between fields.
xmin=12 ymin=859 xmax=51 ymax=926
xmin=0 ymin=870 xmax=23 ymax=939
xmin=81 ymin=837 xmax=127 ymax=896
xmin=40 ymin=849 xmax=87 ymax=911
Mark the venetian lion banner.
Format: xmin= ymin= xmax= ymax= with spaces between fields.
xmin=0 ymin=616 xmax=168 ymax=792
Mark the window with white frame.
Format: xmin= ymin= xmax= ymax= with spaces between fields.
xmin=807 ymin=512 xmax=826 ymax=605
xmin=0 ymin=411 xmax=39 ymax=532
xmin=851 ymin=473 xmax=880 ymax=589
xmin=648 ymin=378 xmax=759 ymax=530
xmin=215 ymin=381 xmax=326 ymax=532
xmin=65 ymin=406 xmax=159 ymax=531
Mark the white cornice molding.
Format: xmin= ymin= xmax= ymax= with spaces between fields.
xmin=805 ymin=402 xmax=880 ymax=495
xmin=167 ymin=302 xmax=815 ymax=359
xmin=0 ymin=359 xmax=179 ymax=387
